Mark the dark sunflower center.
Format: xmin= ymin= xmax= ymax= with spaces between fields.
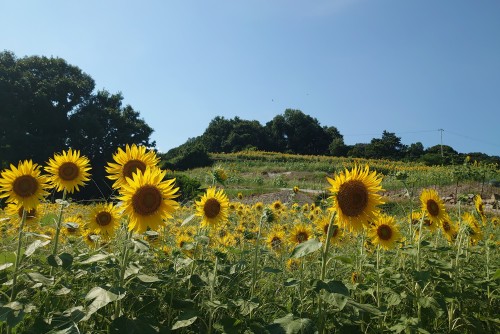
xmin=426 ymin=200 xmax=440 ymax=217
xmin=58 ymin=162 xmax=80 ymax=181
xmin=442 ymin=221 xmax=451 ymax=231
xmin=274 ymin=203 xmax=281 ymax=210
xmin=204 ymin=198 xmax=221 ymax=219
xmin=271 ymin=236 xmax=282 ymax=249
xmin=123 ymin=160 xmax=147 ymax=179
xmin=13 ymin=175 xmax=38 ymax=198
xmin=17 ymin=206 xmax=37 ymax=219
xmin=337 ymin=180 xmax=369 ymax=217
xmin=96 ymin=211 xmax=112 ymax=226
xmin=132 ymin=185 xmax=162 ymax=216
xmin=478 ymin=204 xmax=484 ymax=214
xmin=377 ymin=224 xmax=392 ymax=241
xmin=67 ymin=226 xmax=78 ymax=233
xmin=296 ymin=232 xmax=308 ymax=243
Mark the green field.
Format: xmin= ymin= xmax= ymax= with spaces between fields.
xmin=1 ymin=151 xmax=499 ymax=333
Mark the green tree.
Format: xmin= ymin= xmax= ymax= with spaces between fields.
xmin=264 ymin=109 xmax=331 ymax=155
xmin=367 ymin=131 xmax=406 ymax=160
xmin=67 ymin=90 xmax=155 ymax=197
xmin=0 ymin=51 xmax=156 ymax=199
xmin=0 ymin=51 xmax=94 ymax=165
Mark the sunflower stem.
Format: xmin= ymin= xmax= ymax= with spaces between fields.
xmin=115 ymin=227 xmax=132 ymax=319
xmin=50 ymin=189 xmax=67 ymax=275
xmin=318 ymin=211 xmax=336 ymax=334
xmin=250 ymin=215 xmax=265 ymax=303
xmin=9 ymin=208 xmax=27 ymax=302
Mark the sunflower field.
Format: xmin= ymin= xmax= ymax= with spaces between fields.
xmin=0 ymin=146 xmax=499 ymax=333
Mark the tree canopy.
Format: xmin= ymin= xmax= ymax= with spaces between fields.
xmin=0 ymin=51 xmax=155 ymax=199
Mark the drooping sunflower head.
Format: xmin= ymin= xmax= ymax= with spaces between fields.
xmin=315 ymin=216 xmax=342 ymax=245
xmin=367 ymin=214 xmax=401 ymax=250
xmin=266 ymin=225 xmax=287 ymax=253
xmin=88 ymin=202 xmax=121 ymax=237
xmin=327 ymin=165 xmax=384 ymax=233
xmin=45 ymin=149 xmax=91 ymax=194
xmin=420 ymin=189 xmax=447 ymax=226
xmin=293 ymin=186 xmax=300 ymax=194
xmin=0 ymin=160 xmax=50 ymax=210
xmin=62 ymin=216 xmax=83 ymax=239
xmin=410 ymin=211 xmax=423 ymax=226
xmin=462 ymin=212 xmax=483 ymax=245
xmin=289 ymin=222 xmax=313 ymax=245
xmin=474 ymin=195 xmax=487 ymax=224
xmin=5 ymin=203 xmax=41 ymax=223
xmin=119 ymin=167 xmax=180 ymax=233
xmin=440 ymin=216 xmax=457 ymax=243
xmin=106 ymin=144 xmax=160 ymax=189
xmin=195 ymin=187 xmax=229 ymax=228
xmin=83 ymin=230 xmax=101 ymax=249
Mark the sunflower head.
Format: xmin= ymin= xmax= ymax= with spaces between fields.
xmin=45 ymin=149 xmax=91 ymax=194
xmin=88 ymin=202 xmax=121 ymax=237
xmin=195 ymin=187 xmax=229 ymax=228
xmin=5 ymin=203 xmax=41 ymax=223
xmin=420 ymin=189 xmax=446 ymax=226
xmin=106 ymin=144 xmax=160 ymax=189
xmin=119 ymin=167 xmax=180 ymax=233
xmin=367 ymin=215 xmax=401 ymax=250
xmin=266 ymin=225 xmax=287 ymax=253
xmin=0 ymin=160 xmax=50 ymax=210
xmin=327 ymin=165 xmax=384 ymax=233
xmin=289 ymin=222 xmax=313 ymax=245
xmin=440 ymin=216 xmax=457 ymax=243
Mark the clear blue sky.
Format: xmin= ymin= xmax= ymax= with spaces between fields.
xmin=2 ymin=0 xmax=500 ymax=156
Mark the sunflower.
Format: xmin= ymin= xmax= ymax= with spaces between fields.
xmin=409 ymin=211 xmax=423 ymax=226
xmin=286 ymin=258 xmax=302 ymax=271
xmin=440 ymin=216 xmax=457 ymax=243
xmin=119 ymin=167 xmax=180 ymax=233
xmin=83 ymin=230 xmax=100 ymax=248
xmin=367 ymin=215 xmax=401 ymax=250
xmin=253 ymin=202 xmax=264 ymax=212
xmin=315 ymin=216 xmax=342 ymax=245
xmin=5 ymin=203 xmax=41 ymax=223
xmin=0 ymin=160 xmax=50 ymax=210
xmin=327 ymin=165 xmax=384 ymax=232
xmin=106 ymin=144 xmax=160 ymax=189
xmin=462 ymin=212 xmax=483 ymax=245
xmin=266 ymin=225 xmax=287 ymax=253
xmin=88 ymin=202 xmax=121 ymax=237
xmin=420 ymin=189 xmax=447 ymax=226
xmin=289 ymin=222 xmax=313 ymax=245
xmin=195 ymin=187 xmax=229 ymax=228
xmin=271 ymin=200 xmax=284 ymax=213
xmin=45 ymin=149 xmax=91 ymax=194
xmin=293 ymin=186 xmax=299 ymax=194
xmin=474 ymin=195 xmax=487 ymax=225
xmin=62 ymin=215 xmax=83 ymax=239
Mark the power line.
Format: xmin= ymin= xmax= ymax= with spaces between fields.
xmin=444 ymin=130 xmax=500 ymax=150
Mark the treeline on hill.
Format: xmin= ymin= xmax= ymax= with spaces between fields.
xmin=1 ymin=51 xmax=498 ymax=200
xmin=161 ymin=110 xmax=500 ymax=170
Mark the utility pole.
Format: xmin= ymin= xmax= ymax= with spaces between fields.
xmin=438 ymin=129 xmax=444 ymax=157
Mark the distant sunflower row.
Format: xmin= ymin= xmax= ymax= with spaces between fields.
xmin=1 ymin=145 xmax=495 ymax=251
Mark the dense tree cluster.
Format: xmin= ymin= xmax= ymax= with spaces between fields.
xmin=0 ymin=51 xmax=155 ymax=199
xmin=164 ymin=113 xmax=500 ymax=170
